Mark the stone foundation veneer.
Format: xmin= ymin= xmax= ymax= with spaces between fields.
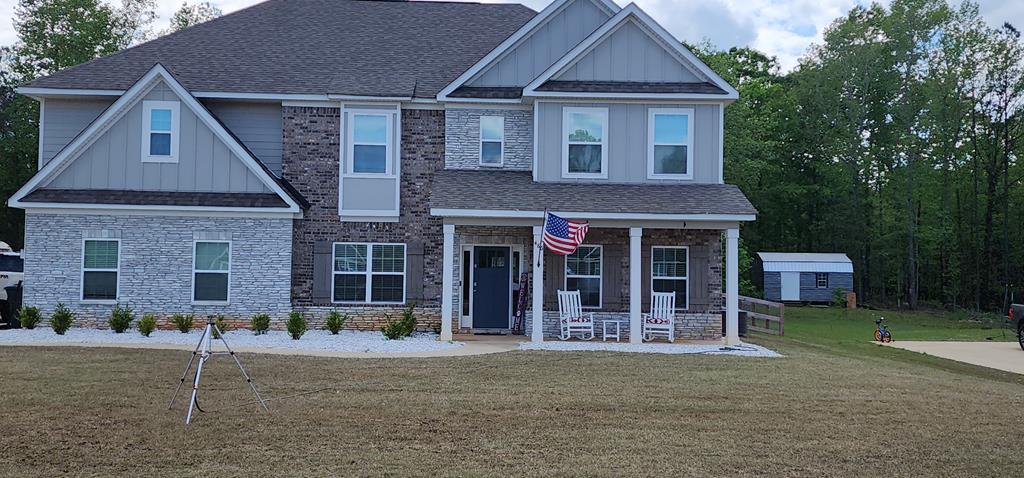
xmin=522 ymin=311 xmax=722 ymax=341
xmin=21 ymin=213 xmax=292 ymax=327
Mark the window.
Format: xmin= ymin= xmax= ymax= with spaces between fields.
xmin=193 ymin=241 xmax=230 ymax=303
xmin=651 ymin=246 xmax=688 ymax=309
xmin=565 ymin=245 xmax=602 ymax=308
xmin=142 ymin=101 xmax=179 ymax=162
xmin=332 ymin=243 xmax=406 ymax=303
xmin=348 ymin=112 xmax=391 ymax=174
xmin=479 ymin=116 xmax=504 ymax=166
xmin=816 ymin=273 xmax=829 ymax=289
xmin=562 ymin=107 xmax=608 ymax=178
xmin=647 ymin=108 xmax=693 ymax=178
xmin=82 ymin=240 xmax=118 ymax=301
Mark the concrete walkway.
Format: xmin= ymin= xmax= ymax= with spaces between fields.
xmin=882 ymin=341 xmax=1024 ymax=375
xmin=1 ymin=339 xmax=521 ymax=359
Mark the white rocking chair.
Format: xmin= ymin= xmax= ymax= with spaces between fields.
xmin=642 ymin=292 xmax=676 ymax=342
xmin=557 ymin=289 xmax=595 ymax=340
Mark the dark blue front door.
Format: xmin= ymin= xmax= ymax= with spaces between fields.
xmin=472 ymin=246 xmax=511 ymax=329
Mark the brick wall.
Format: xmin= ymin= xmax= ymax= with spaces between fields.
xmin=22 ymin=212 xmax=292 ymax=328
xmin=444 ymin=108 xmax=532 ymax=170
xmin=282 ymin=106 xmax=445 ymax=330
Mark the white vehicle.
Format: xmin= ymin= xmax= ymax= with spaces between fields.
xmin=0 ymin=242 xmax=24 ymax=302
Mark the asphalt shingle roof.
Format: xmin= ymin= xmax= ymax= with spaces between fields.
xmin=24 ymin=190 xmax=291 ymax=208
xmin=26 ymin=0 xmax=537 ymax=98
xmin=430 ymin=170 xmax=757 ymax=216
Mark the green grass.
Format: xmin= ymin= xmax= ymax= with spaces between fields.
xmin=782 ymin=305 xmax=1013 ymax=345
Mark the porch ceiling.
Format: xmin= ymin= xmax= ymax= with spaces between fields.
xmin=430 ymin=170 xmax=757 ymax=219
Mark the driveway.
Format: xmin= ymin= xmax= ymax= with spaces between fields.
xmin=882 ymin=341 xmax=1024 ymax=375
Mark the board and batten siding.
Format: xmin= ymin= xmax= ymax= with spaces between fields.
xmin=554 ymin=20 xmax=702 ymax=83
xmin=43 ymin=81 xmax=271 ymax=194
xmin=41 ymin=97 xmax=115 ymax=166
xmin=535 ymin=101 xmax=722 ymax=184
xmin=468 ymin=0 xmax=611 ymax=87
xmin=203 ymin=100 xmax=284 ymax=175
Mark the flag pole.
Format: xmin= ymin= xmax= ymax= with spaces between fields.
xmin=536 ymin=208 xmax=547 ymax=268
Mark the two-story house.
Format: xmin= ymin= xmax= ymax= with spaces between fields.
xmin=7 ymin=0 xmax=755 ymax=344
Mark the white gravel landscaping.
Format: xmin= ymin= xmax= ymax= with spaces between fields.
xmin=0 ymin=328 xmax=464 ymax=354
xmin=519 ymin=340 xmax=781 ymax=357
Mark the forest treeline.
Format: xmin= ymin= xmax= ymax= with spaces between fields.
xmin=698 ymin=0 xmax=1023 ymax=312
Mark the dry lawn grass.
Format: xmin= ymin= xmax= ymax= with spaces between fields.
xmin=1 ymin=338 xmax=1023 ymax=477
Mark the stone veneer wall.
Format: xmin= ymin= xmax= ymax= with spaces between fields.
xmin=282 ymin=106 xmax=444 ymax=332
xmin=444 ymin=108 xmax=532 ymax=170
xmin=21 ymin=212 xmax=292 ymax=328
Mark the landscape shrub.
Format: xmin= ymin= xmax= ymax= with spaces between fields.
xmin=49 ymin=303 xmax=74 ymax=335
xmin=138 ymin=314 xmax=157 ymax=337
xmin=382 ymin=303 xmax=417 ymax=340
xmin=211 ymin=315 xmax=231 ymax=339
xmin=18 ymin=306 xmax=41 ymax=329
xmin=832 ymin=287 xmax=847 ymax=308
xmin=325 ymin=310 xmax=347 ymax=335
xmin=171 ymin=314 xmax=194 ymax=333
xmin=251 ymin=313 xmax=271 ymax=335
xmin=287 ymin=312 xmax=307 ymax=340
xmin=108 ymin=305 xmax=134 ymax=333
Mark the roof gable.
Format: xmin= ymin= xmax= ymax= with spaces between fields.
xmin=437 ymin=0 xmax=620 ymax=100
xmin=523 ymin=3 xmax=738 ymax=100
xmin=8 ymin=64 xmax=303 ymax=213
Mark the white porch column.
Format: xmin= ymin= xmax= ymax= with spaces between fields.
xmin=725 ymin=228 xmax=740 ymax=345
xmin=629 ymin=227 xmax=642 ymax=344
xmin=440 ymin=224 xmax=455 ymax=342
xmin=531 ymin=226 xmax=545 ymax=342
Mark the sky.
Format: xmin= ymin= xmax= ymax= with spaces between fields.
xmin=0 ymin=0 xmax=1021 ymax=72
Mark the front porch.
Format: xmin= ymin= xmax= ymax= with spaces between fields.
xmin=436 ymin=222 xmax=743 ymax=345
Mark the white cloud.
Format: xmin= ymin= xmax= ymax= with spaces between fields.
xmin=0 ymin=0 xmax=1020 ymax=73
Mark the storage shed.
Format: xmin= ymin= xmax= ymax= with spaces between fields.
xmin=755 ymin=253 xmax=854 ymax=303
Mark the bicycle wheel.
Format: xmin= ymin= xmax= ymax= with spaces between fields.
xmin=874 ymin=330 xmax=882 ymax=342
xmin=883 ymin=333 xmax=892 ymax=343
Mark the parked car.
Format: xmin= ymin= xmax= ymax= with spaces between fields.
xmin=1009 ymin=304 xmax=1024 ymax=351
xmin=0 ymin=242 xmax=24 ymax=326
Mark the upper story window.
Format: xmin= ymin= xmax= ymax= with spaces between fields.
xmin=479 ymin=115 xmax=504 ymax=166
xmin=647 ymin=108 xmax=693 ymax=179
xmin=347 ymin=111 xmax=393 ymax=175
xmin=142 ymin=101 xmax=179 ymax=163
xmin=562 ymin=107 xmax=608 ymax=179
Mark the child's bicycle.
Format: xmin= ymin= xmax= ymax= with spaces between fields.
xmin=874 ymin=318 xmax=893 ymax=343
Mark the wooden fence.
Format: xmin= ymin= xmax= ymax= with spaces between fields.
xmin=738 ymin=295 xmax=785 ymax=335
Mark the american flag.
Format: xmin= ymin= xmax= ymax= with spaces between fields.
xmin=543 ymin=211 xmax=589 ymax=255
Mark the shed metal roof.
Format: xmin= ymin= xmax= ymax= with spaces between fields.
xmin=758 ymin=252 xmax=853 ymax=273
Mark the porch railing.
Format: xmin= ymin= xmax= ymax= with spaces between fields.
xmin=738 ymin=295 xmax=784 ymax=336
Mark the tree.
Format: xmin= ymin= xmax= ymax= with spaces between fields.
xmin=167 ymin=2 xmax=222 ymax=33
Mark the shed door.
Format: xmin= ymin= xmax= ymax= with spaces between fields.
xmin=780 ymin=272 xmax=800 ymax=301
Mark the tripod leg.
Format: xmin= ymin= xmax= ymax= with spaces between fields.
xmin=168 ymin=326 xmax=207 ymax=410
xmin=214 ymin=324 xmax=269 ymax=412
xmin=185 ymin=323 xmax=213 ymax=425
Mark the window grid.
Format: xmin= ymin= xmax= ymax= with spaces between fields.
xmin=651 ymin=246 xmax=688 ymax=310
xmin=565 ymin=245 xmax=602 ymax=309
xmin=332 ymin=243 xmax=406 ymax=304
xmin=816 ymin=273 xmax=829 ymax=289
xmin=81 ymin=239 xmax=119 ymax=302
xmin=192 ymin=241 xmax=231 ymax=304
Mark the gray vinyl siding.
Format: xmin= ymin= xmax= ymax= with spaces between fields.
xmin=763 ymin=271 xmax=853 ymax=302
xmin=43 ymin=80 xmax=271 ymax=194
xmin=41 ymin=97 xmax=115 ymax=166
xmin=535 ymin=101 xmax=721 ymax=184
xmin=763 ymin=271 xmax=781 ymax=301
xmin=554 ymin=20 xmax=703 ymax=83
xmin=469 ymin=0 xmax=611 ymax=87
xmin=203 ymin=100 xmax=283 ymax=175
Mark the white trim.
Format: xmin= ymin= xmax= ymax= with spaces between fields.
xmin=346 ymin=110 xmax=394 ymax=175
xmin=532 ymin=100 xmax=539 ymax=182
xmin=646 ymin=107 xmax=694 ymax=180
xmin=815 ymin=272 xmax=829 ymax=289
xmin=525 ymin=91 xmax=736 ymax=101
xmin=17 ymin=202 xmax=300 ymax=216
xmin=522 ymin=5 xmax=738 ymax=100
xmin=628 ymin=227 xmax=641 ymax=344
xmin=7 ymin=64 xmax=302 ymax=213
xmin=141 ymin=100 xmax=180 ymax=163
xmin=17 ymin=87 xmax=125 ymax=97
xmin=565 ymin=244 xmax=603 ymax=309
xmin=440 ymin=97 xmax=525 ymax=105
xmin=435 ymin=0 xmax=621 ymax=101
xmin=462 ymin=244 xmax=517 ymax=330
xmin=80 ymin=238 xmax=120 ymax=303
xmin=191 ymin=240 xmax=231 ymax=305
xmin=338 ymin=209 xmax=400 ymax=218
xmin=36 ymin=98 xmax=45 ymax=169
xmin=531 ymin=225 xmax=545 ymax=342
xmin=650 ymin=245 xmax=689 ymax=310
xmin=441 ymin=224 xmax=456 ymax=341
xmin=431 ymin=208 xmax=756 ymax=222
xmin=718 ymin=103 xmax=724 ymax=184
xmin=194 ymin=92 xmax=329 ymax=101
xmin=328 ymin=94 xmax=412 ymax=102
xmin=330 ymin=242 xmax=407 ymax=305
xmin=561 ymin=106 xmax=608 ymax=179
xmin=479 ymin=115 xmax=505 ymax=167
xmin=282 ymin=100 xmax=338 ymax=108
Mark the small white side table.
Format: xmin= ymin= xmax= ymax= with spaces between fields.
xmin=602 ymin=319 xmax=625 ymax=342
